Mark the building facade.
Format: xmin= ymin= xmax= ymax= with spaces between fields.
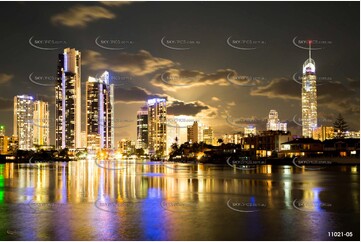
xmin=55 ymin=48 xmax=82 ymax=149
xmin=187 ymin=121 xmax=199 ymax=143
xmin=244 ymin=125 xmax=257 ymax=136
xmin=147 ymin=98 xmax=167 ymax=157
xmin=266 ymin=109 xmax=287 ymax=132
xmin=312 ymin=126 xmax=334 ymax=141
xmin=203 ymin=127 xmax=214 ymax=145
xmin=14 ymin=95 xmax=34 ymax=150
xmin=301 ymin=42 xmax=318 ymax=137
xmin=136 ymin=106 xmax=148 ymax=149
xmin=0 ymin=135 xmax=8 ymax=154
xmin=33 ymin=100 xmax=50 ymax=146
xmin=86 ymin=71 xmax=114 ymax=149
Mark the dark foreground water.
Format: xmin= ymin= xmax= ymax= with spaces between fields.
xmin=0 ymin=161 xmax=359 ymax=241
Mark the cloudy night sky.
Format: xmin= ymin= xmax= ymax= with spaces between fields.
xmin=0 ymin=1 xmax=359 ymax=144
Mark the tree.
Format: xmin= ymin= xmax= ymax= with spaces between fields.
xmin=135 ymin=148 xmax=145 ymax=157
xmin=333 ymin=113 xmax=348 ymax=138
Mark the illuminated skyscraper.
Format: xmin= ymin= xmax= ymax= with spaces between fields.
xmin=147 ymin=98 xmax=167 ymax=157
xmin=33 ymin=100 xmax=49 ymax=146
xmin=136 ymin=106 xmax=148 ymax=149
xmin=301 ymin=41 xmax=318 ymax=137
xmin=187 ymin=121 xmax=199 ymax=143
xmin=266 ymin=109 xmax=287 ymax=132
xmin=55 ymin=48 xmax=82 ymax=149
xmin=86 ymin=71 xmax=114 ymax=149
xmin=13 ymin=95 xmax=34 ymax=150
xmin=203 ymin=127 xmax=214 ymax=145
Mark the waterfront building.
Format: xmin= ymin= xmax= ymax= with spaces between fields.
xmin=301 ymin=41 xmax=318 ymax=137
xmin=55 ymin=48 xmax=82 ymax=149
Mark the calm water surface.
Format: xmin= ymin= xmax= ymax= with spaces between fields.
xmin=0 ymin=161 xmax=359 ymax=240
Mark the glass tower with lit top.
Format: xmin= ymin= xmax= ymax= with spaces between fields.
xmin=301 ymin=41 xmax=318 ymax=138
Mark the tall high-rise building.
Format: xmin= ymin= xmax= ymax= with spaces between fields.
xmin=147 ymin=98 xmax=167 ymax=156
xmin=55 ymin=48 xmax=82 ymax=149
xmin=14 ymin=95 xmax=34 ymax=150
xmin=203 ymin=127 xmax=214 ymax=145
xmin=136 ymin=106 xmax=148 ymax=149
xmin=301 ymin=41 xmax=318 ymax=137
xmin=187 ymin=121 xmax=199 ymax=143
xmin=33 ymin=100 xmax=49 ymax=146
xmin=266 ymin=109 xmax=287 ymax=132
xmin=86 ymin=71 xmax=114 ymax=149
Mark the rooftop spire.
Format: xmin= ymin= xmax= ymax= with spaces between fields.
xmin=308 ymin=40 xmax=312 ymax=60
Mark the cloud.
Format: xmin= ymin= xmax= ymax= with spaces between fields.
xmin=0 ymin=73 xmax=13 ymax=84
xmin=51 ymin=5 xmax=116 ymax=27
xmin=83 ymin=50 xmax=175 ymax=76
xmin=0 ymin=97 xmax=13 ymax=111
xmin=167 ymin=100 xmax=210 ymax=116
xmin=150 ymin=68 xmax=233 ymax=91
xmin=100 ymin=1 xmax=133 ymax=7
xmin=317 ymin=78 xmax=360 ymax=115
xmin=114 ymin=86 xmax=166 ymax=104
xmin=250 ymin=78 xmax=300 ymax=100
xmin=227 ymin=101 xmax=236 ymax=106
xmin=212 ymin=97 xmax=220 ymax=101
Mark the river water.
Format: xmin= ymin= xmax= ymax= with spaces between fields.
xmin=0 ymin=161 xmax=359 ymax=240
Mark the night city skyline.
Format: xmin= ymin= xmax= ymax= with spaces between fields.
xmin=0 ymin=1 xmax=359 ymax=241
xmin=0 ymin=1 xmax=359 ymax=146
